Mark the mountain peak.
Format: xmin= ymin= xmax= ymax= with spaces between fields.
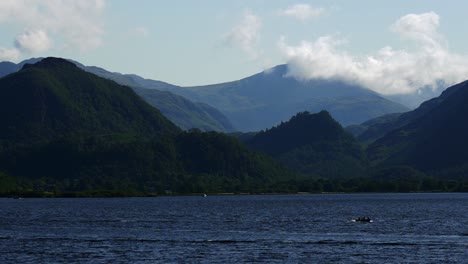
xmin=245 ymin=110 xmax=368 ymax=178
xmin=248 ymin=110 xmax=347 ymax=156
xmin=263 ymin=64 xmax=288 ymax=76
xmin=22 ymin=57 xmax=76 ymax=71
xmin=0 ymin=57 xmax=180 ymax=144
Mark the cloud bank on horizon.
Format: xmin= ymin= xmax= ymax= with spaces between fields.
xmin=0 ymin=0 xmax=105 ymax=61
xmin=278 ymin=11 xmax=468 ymax=95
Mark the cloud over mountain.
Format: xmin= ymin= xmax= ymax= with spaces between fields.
xmin=279 ymin=12 xmax=468 ymax=95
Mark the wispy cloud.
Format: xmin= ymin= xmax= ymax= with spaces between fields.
xmin=279 ymin=12 xmax=468 ymax=95
xmin=0 ymin=0 xmax=106 ymax=60
xmin=224 ymin=10 xmax=262 ymax=60
xmin=280 ymin=4 xmax=325 ymax=22
xmin=133 ymin=27 xmax=150 ymax=38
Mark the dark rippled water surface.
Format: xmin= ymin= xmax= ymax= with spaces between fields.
xmin=1 ymin=193 xmax=467 ymax=263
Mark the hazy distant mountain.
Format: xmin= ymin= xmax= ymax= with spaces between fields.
xmin=132 ymin=87 xmax=234 ymax=132
xmin=367 ymin=80 xmax=468 ymax=177
xmin=244 ymin=111 xmax=368 ymax=178
xmin=386 ymin=83 xmax=447 ymax=109
xmin=0 ymin=58 xmax=235 ymax=133
xmin=160 ymin=65 xmax=409 ymax=132
xmin=77 ymin=64 xmax=235 ymax=132
xmin=0 ymin=58 xmax=42 ymax=78
xmin=0 ymin=61 xmax=17 ymax=77
xmin=346 ymin=113 xmax=403 ymax=143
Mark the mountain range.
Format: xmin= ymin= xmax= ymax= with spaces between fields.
xmin=73 ymin=62 xmax=235 ymax=132
xmin=0 ymin=58 xmax=294 ymax=196
xmin=0 ymin=59 xmax=235 ymax=133
xmin=129 ymin=64 xmax=410 ymax=132
xmin=0 ymin=56 xmax=466 ymax=195
xmin=0 ymin=59 xmax=410 ymax=133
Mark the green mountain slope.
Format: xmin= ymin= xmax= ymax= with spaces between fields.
xmin=0 ymin=57 xmax=179 ymax=145
xmin=367 ymin=80 xmax=468 ymax=177
xmin=245 ymin=111 xmax=369 ymax=178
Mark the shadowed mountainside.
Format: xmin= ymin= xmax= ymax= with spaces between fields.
xmin=367 ymin=80 xmax=468 ymax=177
xmin=348 ymin=81 xmax=467 ymax=143
xmin=244 ymin=111 xmax=369 ymax=178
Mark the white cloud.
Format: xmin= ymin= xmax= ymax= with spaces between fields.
xmin=391 ymin=11 xmax=441 ymax=46
xmin=133 ymin=27 xmax=150 ymax=38
xmin=224 ymin=10 xmax=262 ymax=60
xmin=0 ymin=47 xmax=20 ymax=61
xmin=280 ymin=4 xmax=325 ymax=22
xmin=14 ymin=29 xmax=52 ymax=53
xmin=0 ymin=0 xmax=105 ymax=58
xmin=279 ymin=12 xmax=468 ymax=95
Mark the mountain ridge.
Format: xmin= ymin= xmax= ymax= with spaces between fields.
xmin=0 ymin=57 xmax=179 ymax=146
xmin=163 ymin=64 xmax=410 ymax=131
xmin=244 ymin=110 xmax=369 ymax=178
xmin=367 ymin=79 xmax=468 ymax=177
xmin=0 ymin=58 xmax=235 ymax=133
xmin=71 ymin=61 xmax=236 ymax=133
xmin=349 ymin=79 xmax=468 ymax=143
xmin=0 ymin=58 xmax=410 ymax=131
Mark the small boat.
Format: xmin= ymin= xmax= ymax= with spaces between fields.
xmin=352 ymin=217 xmax=373 ymax=223
xmin=203 ymin=194 xmax=207 ymax=197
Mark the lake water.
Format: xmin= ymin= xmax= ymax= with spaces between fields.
xmin=0 ymin=193 xmax=467 ymax=263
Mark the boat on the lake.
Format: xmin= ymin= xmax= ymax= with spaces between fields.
xmin=352 ymin=217 xmax=373 ymax=223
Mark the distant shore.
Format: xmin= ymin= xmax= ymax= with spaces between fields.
xmin=2 ymin=190 xmax=466 ymax=199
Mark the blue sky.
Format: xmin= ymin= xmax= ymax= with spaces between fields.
xmin=1 ymin=0 xmax=468 ymax=95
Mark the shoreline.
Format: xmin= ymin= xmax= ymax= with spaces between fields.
xmin=2 ymin=191 xmax=466 ymax=199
